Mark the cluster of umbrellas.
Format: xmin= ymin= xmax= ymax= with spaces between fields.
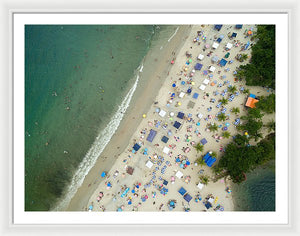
xmin=175 ymin=155 xmax=191 ymax=169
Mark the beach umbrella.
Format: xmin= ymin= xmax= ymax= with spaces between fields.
xmin=190 ymin=73 xmax=194 ymax=77
xmin=176 ymin=158 xmax=181 ymax=162
xmin=142 ymin=114 xmax=147 ymax=118
xmin=192 ymin=69 xmax=195 ymax=73
xmin=189 ymin=59 xmax=192 ymax=63
xmin=220 ymin=34 xmax=224 ymax=39
xmin=177 ymin=102 xmax=181 ymax=106
xmin=223 ymin=126 xmax=228 ymax=131
xmin=170 ymin=112 xmax=174 ymax=117
xmin=184 ymin=68 xmax=188 ymax=71
xmin=186 ymin=161 xmax=190 ymax=165
xmin=205 ymin=44 xmax=210 ymax=48
xmin=225 ymin=122 xmax=230 ymax=127
xmin=101 ymin=171 xmax=106 ymax=178
xmin=187 ymin=89 xmax=192 ymax=94
xmin=180 ymin=164 xmax=184 ymax=168
xmin=191 ymin=81 xmax=195 ymax=85
xmin=247 ymin=30 xmax=253 ymax=35
xmin=172 ymin=83 xmax=176 ymax=87
xmin=89 ymin=205 xmax=93 ymax=210
xmin=208 ymin=74 xmax=213 ymax=78
xmin=196 ymin=122 xmax=200 ymax=126
xmin=171 ymin=60 xmax=175 ymax=64
xmin=181 ymin=81 xmax=185 ymax=85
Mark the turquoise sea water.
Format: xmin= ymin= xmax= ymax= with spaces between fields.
xmin=232 ymin=161 xmax=275 ymax=211
xmin=25 ymin=25 xmax=172 ymax=211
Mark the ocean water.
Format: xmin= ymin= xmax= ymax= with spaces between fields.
xmin=232 ymin=161 xmax=275 ymax=211
xmin=25 ymin=25 xmax=177 ymax=211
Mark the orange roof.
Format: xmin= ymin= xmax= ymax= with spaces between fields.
xmin=245 ymin=97 xmax=259 ymax=108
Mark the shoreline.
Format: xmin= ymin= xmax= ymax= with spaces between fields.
xmin=65 ymin=26 xmax=192 ymax=211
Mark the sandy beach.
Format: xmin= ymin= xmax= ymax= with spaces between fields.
xmin=66 ymin=24 xmax=274 ymax=212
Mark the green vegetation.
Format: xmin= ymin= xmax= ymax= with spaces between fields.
xmin=209 ymin=123 xmax=219 ymax=133
xmin=194 ymin=143 xmax=204 ymax=153
xmin=195 ymin=157 xmax=206 ymax=167
xmin=236 ymin=25 xmax=275 ymax=89
xmin=265 ymin=120 xmax=275 ymax=132
xmin=217 ymin=113 xmax=227 ymax=121
xmin=216 ymin=133 xmax=275 ymax=183
xmin=199 ymin=175 xmax=210 ymax=185
xmin=238 ymin=53 xmax=249 ymax=62
xmin=228 ymin=85 xmax=237 ymax=93
xmin=222 ymin=131 xmax=231 ymax=139
xmin=219 ymin=98 xmax=228 ymax=105
xmin=256 ymin=94 xmax=275 ymax=113
xmin=231 ymin=107 xmax=240 ymax=114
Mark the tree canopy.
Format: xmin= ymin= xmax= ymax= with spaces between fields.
xmin=236 ymin=25 xmax=275 ymax=89
xmin=256 ymin=94 xmax=275 ymax=113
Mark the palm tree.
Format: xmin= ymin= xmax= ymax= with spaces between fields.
xmin=211 ymin=152 xmax=217 ymax=158
xmin=217 ymin=113 xmax=226 ymax=122
xmin=209 ymin=123 xmax=219 ymax=133
xmin=195 ymin=157 xmax=206 ymax=167
xmin=219 ymin=98 xmax=228 ymax=105
xmin=228 ymin=85 xmax=237 ymax=93
xmin=231 ymin=107 xmax=240 ymax=115
xmin=222 ymin=131 xmax=231 ymax=139
xmin=243 ymin=88 xmax=250 ymax=95
xmin=241 ymin=54 xmax=249 ymax=62
xmin=194 ymin=143 xmax=204 ymax=153
xmin=199 ymin=175 xmax=210 ymax=185
xmin=265 ymin=120 xmax=275 ymax=132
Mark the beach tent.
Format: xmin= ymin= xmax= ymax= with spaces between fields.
xmin=198 ymin=54 xmax=204 ymax=60
xmin=159 ymin=109 xmax=167 ymax=117
xmin=146 ymin=129 xmax=157 ymax=142
xmin=206 ymin=157 xmax=216 ymax=167
xmin=203 ymin=152 xmax=211 ymax=162
xmin=184 ymin=193 xmax=193 ymax=203
xmin=194 ymin=63 xmax=203 ymax=70
xmin=214 ymin=25 xmax=223 ymax=31
xmin=193 ymin=93 xmax=199 ymax=99
xmin=231 ymin=32 xmax=237 ymax=38
xmin=217 ymin=37 xmax=222 ymax=43
xmin=187 ymin=101 xmax=195 ymax=109
xmin=146 ymin=160 xmax=154 ymax=169
xmin=133 ymin=143 xmax=141 ymax=151
xmin=176 ymin=171 xmax=183 ymax=179
xmin=179 ymin=92 xmax=185 ymax=98
xmin=173 ymin=121 xmax=182 ymax=129
xmin=197 ymin=113 xmax=203 ymax=119
xmin=209 ymin=66 xmax=216 ymax=72
xmin=126 ymin=166 xmax=134 ymax=175
xmin=178 ymin=187 xmax=187 ymax=196
xmin=161 ymin=136 xmax=169 ymax=143
xmin=212 ymin=42 xmax=219 ymax=49
xmin=245 ymin=97 xmax=259 ymax=108
xmin=205 ymin=201 xmax=212 ymax=209
xmin=200 ymin=138 xmax=208 ymax=145
xmin=212 ymin=55 xmax=219 ymax=63
xmin=226 ymin=43 xmax=233 ymax=49
xmin=235 ymin=24 xmax=243 ymax=29
xmin=203 ymin=79 xmax=210 ymax=85
xmin=163 ymin=146 xmax=170 ymax=154
xmin=177 ymin=112 xmax=185 ymax=119
xmin=219 ymin=58 xmax=228 ymax=67
xmin=197 ymin=182 xmax=204 ymax=190
xmin=199 ymin=84 xmax=206 ymax=91
xmin=163 ymin=180 xmax=169 ymax=185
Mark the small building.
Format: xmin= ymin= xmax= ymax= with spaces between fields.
xmin=193 ymin=93 xmax=199 ymax=99
xmin=245 ymin=94 xmax=259 ymax=108
xmin=209 ymin=66 xmax=216 ymax=72
xmin=226 ymin=42 xmax=233 ymax=50
xmin=200 ymin=138 xmax=208 ymax=145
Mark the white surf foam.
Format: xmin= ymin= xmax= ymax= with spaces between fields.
xmin=53 ymin=71 xmax=141 ymax=211
xmin=168 ymin=27 xmax=179 ymax=42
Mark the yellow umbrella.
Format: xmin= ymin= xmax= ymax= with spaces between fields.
xmin=142 ymin=114 xmax=147 ymax=118
xmin=178 ymin=102 xmax=181 ymax=106
xmin=191 ymin=81 xmax=195 ymax=85
xmin=184 ymin=68 xmax=188 ymax=71
xmin=245 ymin=132 xmax=248 ymax=135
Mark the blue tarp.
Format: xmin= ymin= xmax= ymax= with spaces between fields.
xmin=173 ymin=121 xmax=182 ymax=129
xmin=217 ymin=37 xmax=222 ymax=43
xmin=133 ymin=143 xmax=141 ymax=151
xmin=231 ymin=32 xmax=237 ymax=38
xmin=235 ymin=24 xmax=243 ymax=29
xmin=219 ymin=58 xmax=228 ymax=67
xmin=161 ymin=136 xmax=169 ymax=143
xmin=203 ymin=152 xmax=211 ymax=162
xmin=194 ymin=63 xmax=203 ymax=70
xmin=178 ymin=187 xmax=187 ymax=196
xmin=184 ymin=193 xmax=193 ymax=203
xmin=177 ymin=112 xmax=184 ymax=119
xmin=200 ymin=138 xmax=208 ymax=145
xmin=249 ymin=93 xmax=256 ymax=98
xmin=146 ymin=129 xmax=157 ymax=142
xmin=214 ymin=25 xmax=223 ymax=31
xmin=193 ymin=93 xmax=199 ymax=99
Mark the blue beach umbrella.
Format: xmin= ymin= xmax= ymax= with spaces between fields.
xmin=181 ymin=81 xmax=185 ymax=85
xmin=172 ymin=83 xmax=176 ymax=87
xmin=101 ymin=172 xmax=106 ymax=178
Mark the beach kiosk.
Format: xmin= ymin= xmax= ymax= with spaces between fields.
xmin=199 ymin=84 xmax=206 ymax=91
xmin=197 ymin=54 xmax=204 ymax=60
xmin=226 ymin=42 xmax=233 ymax=50
xmin=146 ymin=160 xmax=154 ymax=169
xmin=203 ymin=78 xmax=210 ymax=85
xmin=163 ymin=146 xmax=170 ymax=154
xmin=209 ymin=66 xmax=216 ymax=72
xmin=179 ymin=92 xmax=185 ymax=98
xmin=159 ymin=109 xmax=167 ymax=117
xmin=212 ymin=42 xmax=219 ymax=49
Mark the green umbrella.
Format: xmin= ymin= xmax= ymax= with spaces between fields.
xmin=189 ymin=59 xmax=192 ymax=63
